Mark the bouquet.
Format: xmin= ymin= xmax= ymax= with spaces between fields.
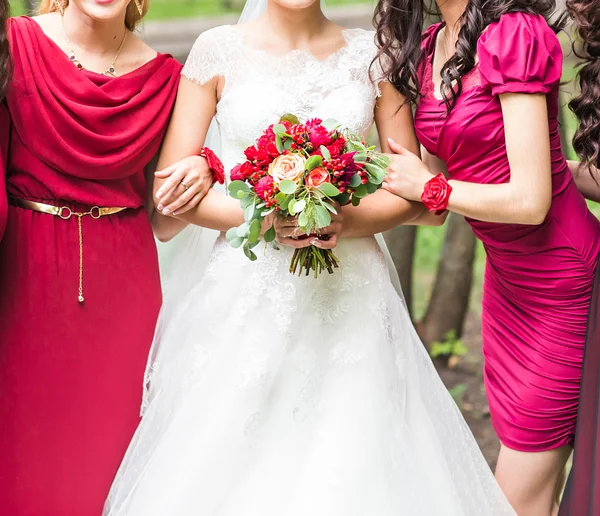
xmin=226 ymin=115 xmax=389 ymax=278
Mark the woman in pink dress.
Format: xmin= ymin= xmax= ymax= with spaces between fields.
xmin=558 ymin=0 xmax=600 ymax=513
xmin=0 ymin=1 xmax=212 ymax=514
xmin=0 ymin=0 xmax=10 ymax=241
xmin=374 ymin=1 xmax=600 ymax=514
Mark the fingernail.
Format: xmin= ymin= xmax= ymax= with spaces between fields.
xmin=388 ymin=138 xmax=394 ymax=144
xmin=163 ymin=208 xmax=170 ymax=215
xmin=156 ymin=191 xmax=163 ymax=199
xmin=157 ymin=204 xmax=164 ymax=211
xmin=311 ymin=239 xmax=323 ymax=248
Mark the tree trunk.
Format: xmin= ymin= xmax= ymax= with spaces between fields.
xmin=420 ymin=213 xmax=476 ymax=346
xmin=383 ymin=226 xmax=417 ymax=318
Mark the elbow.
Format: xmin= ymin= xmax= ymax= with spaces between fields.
xmin=520 ymin=198 xmax=551 ymax=225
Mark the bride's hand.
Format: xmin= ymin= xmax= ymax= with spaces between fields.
xmin=383 ymin=139 xmax=434 ymax=202
xmin=274 ymin=203 xmax=344 ymax=250
xmin=155 ymin=155 xmax=213 ymax=216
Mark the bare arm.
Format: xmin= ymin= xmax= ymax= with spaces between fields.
xmin=152 ymin=76 xmax=244 ymax=242
xmin=384 ymin=93 xmax=553 ymax=225
xmin=569 ymin=160 xmax=600 ymax=203
xmin=340 ymin=81 xmax=431 ymax=238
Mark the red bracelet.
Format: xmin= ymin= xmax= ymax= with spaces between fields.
xmin=200 ymin=147 xmax=225 ymax=185
xmin=421 ymin=173 xmax=452 ymax=215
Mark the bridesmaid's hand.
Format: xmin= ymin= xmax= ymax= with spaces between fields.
xmin=383 ymin=139 xmax=435 ymax=202
xmin=155 ymin=156 xmax=213 ymax=216
xmin=274 ymin=203 xmax=344 ymax=250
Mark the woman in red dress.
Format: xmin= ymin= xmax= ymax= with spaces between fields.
xmin=0 ymin=0 xmax=10 ymax=241
xmin=375 ymin=0 xmax=600 ymax=514
xmin=0 ymin=1 xmax=210 ymax=514
xmin=558 ymin=0 xmax=600 ymax=513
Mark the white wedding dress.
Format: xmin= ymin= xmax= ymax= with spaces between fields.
xmin=104 ymin=25 xmax=516 ymax=516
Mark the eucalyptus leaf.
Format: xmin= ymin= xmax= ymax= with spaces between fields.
xmin=244 ymin=203 xmax=255 ymax=221
xmin=298 ymin=211 xmax=309 ymax=228
xmin=322 ymin=118 xmax=340 ymax=131
xmin=240 ymin=194 xmax=254 ymax=209
xmin=293 ymin=199 xmax=306 ymax=213
xmin=366 ymin=181 xmax=379 ymax=194
xmin=349 ymin=173 xmax=362 ymax=188
xmin=249 ymin=218 xmax=262 ymax=242
xmin=236 ymin=222 xmax=250 ymax=238
xmin=353 ymin=184 xmax=368 ymax=199
xmin=280 ymin=194 xmax=293 ymax=212
xmin=352 ymin=196 xmax=361 ymax=207
xmin=283 ymin=138 xmax=293 ymax=151
xmin=226 ymin=227 xmax=239 ymax=241
xmin=243 ymin=246 xmax=258 ymax=261
xmin=320 ymin=145 xmax=331 ymax=162
xmin=314 ymin=205 xmax=332 ymax=228
xmin=337 ymin=192 xmax=350 ymax=206
xmin=288 ymin=198 xmax=297 ymax=215
xmin=275 ymin=192 xmax=287 ymax=203
xmin=230 ymin=236 xmax=245 ymax=248
xmin=264 ymin=225 xmax=276 ymax=243
xmin=279 ymin=113 xmax=300 ymax=125
xmin=317 ymin=182 xmax=341 ymax=197
xmin=261 ymin=208 xmax=275 ymax=217
xmin=305 ymin=155 xmax=323 ymax=171
xmin=366 ymin=163 xmax=386 ymax=184
xmin=273 ymin=123 xmax=286 ymax=136
xmin=278 ymin=180 xmax=298 ymax=195
xmin=228 ymin=180 xmax=249 ymax=197
xmin=353 ymin=152 xmax=368 ymax=163
xmin=275 ymin=135 xmax=284 ymax=154
xmin=323 ymin=201 xmax=338 ymax=215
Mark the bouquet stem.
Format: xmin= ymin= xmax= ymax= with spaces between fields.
xmin=290 ymin=247 xmax=340 ymax=278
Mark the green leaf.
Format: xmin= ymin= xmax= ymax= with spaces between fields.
xmin=240 ymin=194 xmax=254 ymax=209
xmin=298 ymin=210 xmax=309 ymax=228
xmin=351 ymin=196 xmax=361 ymax=207
xmin=280 ymin=194 xmax=293 ymax=212
xmin=288 ymin=198 xmax=297 ymax=215
xmin=230 ymin=236 xmax=245 ymax=248
xmin=278 ymin=180 xmax=298 ymax=195
xmin=314 ymin=205 xmax=331 ymax=228
xmin=353 ymin=184 xmax=368 ymax=199
xmin=275 ymin=135 xmax=284 ymax=154
xmin=243 ymin=246 xmax=258 ymax=261
xmin=317 ymin=182 xmax=341 ymax=197
xmin=305 ymin=154 xmax=323 ymax=171
xmin=320 ymin=145 xmax=331 ymax=162
xmin=322 ymin=201 xmax=338 ymax=215
xmin=261 ymin=208 xmax=275 ymax=217
xmin=244 ymin=203 xmax=255 ymax=221
xmin=365 ymin=163 xmax=386 ymax=185
xmin=283 ymin=138 xmax=293 ymax=151
xmin=349 ymin=173 xmax=362 ymax=188
xmin=264 ymin=225 xmax=276 ymax=243
xmin=236 ymin=222 xmax=250 ymax=238
xmin=228 ymin=180 xmax=249 ymax=197
xmin=248 ymin=218 xmax=262 ymax=243
xmin=293 ymin=199 xmax=306 ymax=214
xmin=273 ymin=123 xmax=286 ymax=136
xmin=337 ymin=192 xmax=350 ymax=206
xmin=226 ymin=227 xmax=239 ymax=241
xmin=322 ymin=118 xmax=340 ymax=131
xmin=366 ymin=181 xmax=379 ymax=194
xmin=275 ymin=192 xmax=287 ymax=203
xmin=353 ymin=152 xmax=368 ymax=163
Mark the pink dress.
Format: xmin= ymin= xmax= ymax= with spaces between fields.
xmin=415 ymin=12 xmax=600 ymax=452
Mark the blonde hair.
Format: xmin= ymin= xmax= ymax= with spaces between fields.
xmin=38 ymin=0 xmax=149 ymax=31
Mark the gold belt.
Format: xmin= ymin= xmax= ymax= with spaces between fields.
xmin=11 ymin=198 xmax=127 ymax=304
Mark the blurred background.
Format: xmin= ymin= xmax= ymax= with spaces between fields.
xmin=8 ymin=0 xmax=591 ymax=467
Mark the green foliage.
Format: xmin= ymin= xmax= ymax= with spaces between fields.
xmin=429 ymin=330 xmax=469 ymax=359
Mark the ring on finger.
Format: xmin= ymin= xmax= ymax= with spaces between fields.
xmin=180 ymin=181 xmax=190 ymax=191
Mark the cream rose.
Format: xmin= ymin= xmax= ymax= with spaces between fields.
xmin=268 ymin=153 xmax=306 ymax=184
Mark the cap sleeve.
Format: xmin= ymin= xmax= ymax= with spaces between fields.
xmin=477 ymin=13 xmax=562 ymax=96
xmin=181 ymin=27 xmax=227 ymax=86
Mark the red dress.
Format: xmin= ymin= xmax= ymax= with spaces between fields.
xmin=0 ymin=102 xmax=8 ymax=240
xmin=0 ymin=17 xmax=182 ymax=515
xmin=415 ymin=13 xmax=600 ymax=452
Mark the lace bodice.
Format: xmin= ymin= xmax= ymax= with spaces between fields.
xmin=182 ymin=25 xmax=382 ymax=173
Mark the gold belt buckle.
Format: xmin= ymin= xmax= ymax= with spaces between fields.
xmin=58 ymin=206 xmax=73 ymax=220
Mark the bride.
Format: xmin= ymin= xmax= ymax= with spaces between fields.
xmin=104 ymin=1 xmax=516 ymax=514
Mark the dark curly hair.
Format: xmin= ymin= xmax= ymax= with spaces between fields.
xmin=0 ymin=0 xmax=10 ymax=101
xmin=373 ymin=0 xmax=566 ymax=110
xmin=567 ymin=0 xmax=600 ymax=170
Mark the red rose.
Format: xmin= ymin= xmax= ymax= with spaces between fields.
xmin=255 ymin=175 xmax=275 ymax=201
xmin=421 ymin=173 xmax=452 ymax=215
xmin=257 ymin=135 xmax=280 ymax=158
xmin=230 ymin=161 xmax=254 ymax=181
xmin=305 ymin=167 xmax=331 ymax=189
xmin=245 ymin=145 xmax=274 ymax=167
xmin=326 ymin=137 xmax=346 ymax=159
xmin=201 ymin=147 xmax=225 ymax=185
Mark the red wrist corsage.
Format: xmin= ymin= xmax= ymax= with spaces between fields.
xmin=200 ymin=147 xmax=225 ymax=185
xmin=421 ymin=174 xmax=452 ymax=215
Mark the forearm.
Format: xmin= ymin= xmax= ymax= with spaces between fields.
xmin=341 ymin=190 xmax=424 ymax=238
xmin=569 ymin=160 xmax=600 ymax=203
xmin=151 ymin=211 xmax=189 ymax=243
xmin=176 ymin=189 xmax=244 ymax=233
xmin=447 ymin=179 xmax=549 ymax=225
